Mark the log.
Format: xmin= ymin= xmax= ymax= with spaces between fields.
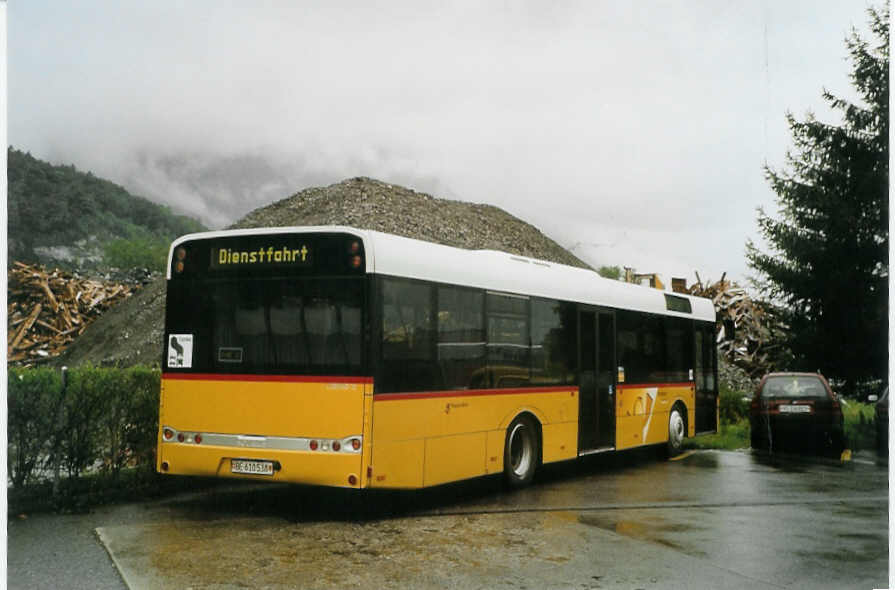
xmin=10 ymin=303 xmax=42 ymax=352
xmin=6 ymin=262 xmax=143 ymax=366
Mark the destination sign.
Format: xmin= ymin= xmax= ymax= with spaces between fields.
xmin=210 ymin=245 xmax=311 ymax=269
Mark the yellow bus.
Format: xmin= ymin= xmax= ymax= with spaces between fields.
xmin=158 ymin=226 xmax=717 ymax=489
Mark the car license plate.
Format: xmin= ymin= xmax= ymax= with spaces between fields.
xmin=231 ymin=459 xmax=274 ymax=476
xmin=779 ymin=405 xmax=811 ymax=414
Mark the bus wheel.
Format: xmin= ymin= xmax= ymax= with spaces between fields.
xmin=666 ymin=405 xmax=686 ymax=458
xmin=504 ymin=415 xmax=539 ymax=488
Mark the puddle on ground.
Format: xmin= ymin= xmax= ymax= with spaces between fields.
xmin=577 ymin=511 xmax=708 ymax=558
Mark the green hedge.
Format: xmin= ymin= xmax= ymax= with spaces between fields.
xmin=719 ymin=383 xmax=752 ymax=425
xmin=8 ymin=366 xmax=160 ymax=489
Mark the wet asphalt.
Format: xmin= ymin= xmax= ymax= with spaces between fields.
xmin=6 ymin=448 xmax=889 ymax=589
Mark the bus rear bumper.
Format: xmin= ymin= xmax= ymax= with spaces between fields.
xmin=158 ymin=444 xmax=366 ymax=488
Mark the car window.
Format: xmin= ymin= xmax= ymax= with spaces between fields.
xmin=762 ymin=376 xmax=826 ymax=398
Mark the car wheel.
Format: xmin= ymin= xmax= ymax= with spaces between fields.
xmin=504 ymin=415 xmax=539 ymax=488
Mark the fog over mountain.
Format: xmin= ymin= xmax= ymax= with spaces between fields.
xmin=115 ymin=150 xmax=461 ymax=231
xmin=10 ymin=1 xmax=873 ymax=282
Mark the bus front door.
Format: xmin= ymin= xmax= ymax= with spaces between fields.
xmin=579 ymin=309 xmax=616 ymax=453
xmin=694 ymin=324 xmax=718 ymax=433
xmin=596 ymin=311 xmax=615 ymax=448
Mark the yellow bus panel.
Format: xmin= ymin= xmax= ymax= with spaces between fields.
xmin=161 ymin=444 xmax=363 ymax=488
xmin=368 ymin=439 xmax=425 ymax=488
xmin=542 ymin=421 xmax=578 ymax=463
xmin=369 ymin=387 xmax=577 ymax=488
xmin=615 ymin=383 xmax=696 ymax=450
xmin=160 ymin=376 xmax=367 ymax=438
xmin=158 ymin=375 xmax=371 ymax=488
xmin=423 ymin=432 xmax=488 ymax=487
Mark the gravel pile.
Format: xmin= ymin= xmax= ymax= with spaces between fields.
xmin=53 ymin=177 xmax=589 ymax=367
xmin=232 ymin=177 xmax=588 ymax=268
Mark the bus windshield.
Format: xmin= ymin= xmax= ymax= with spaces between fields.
xmin=165 ymin=277 xmax=365 ymax=375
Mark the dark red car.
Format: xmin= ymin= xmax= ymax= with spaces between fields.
xmin=750 ymin=372 xmax=845 ymax=453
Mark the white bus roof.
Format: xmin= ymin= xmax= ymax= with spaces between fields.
xmin=170 ymin=225 xmax=716 ymax=323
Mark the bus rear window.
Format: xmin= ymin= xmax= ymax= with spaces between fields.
xmin=165 ymin=277 xmax=365 ymax=375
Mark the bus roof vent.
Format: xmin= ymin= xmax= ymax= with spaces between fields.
xmin=664 ymin=294 xmax=692 ymax=314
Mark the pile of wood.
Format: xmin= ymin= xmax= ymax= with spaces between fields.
xmin=8 ymin=262 xmax=140 ymax=366
xmin=688 ymin=272 xmax=787 ymax=379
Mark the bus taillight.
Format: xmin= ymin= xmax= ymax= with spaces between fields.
xmin=310 ymin=440 xmax=319 ymax=451
xmin=351 ymin=438 xmax=361 ymax=450
xmin=174 ymin=247 xmax=187 ymax=274
xmin=163 ymin=428 xmax=174 ymax=440
xmin=332 ymin=441 xmax=341 ymax=451
xmin=194 ymin=434 xmax=203 ymax=444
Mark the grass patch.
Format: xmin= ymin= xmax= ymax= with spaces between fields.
xmin=683 ymin=419 xmax=750 ymax=451
xmin=842 ymin=400 xmax=877 ymax=451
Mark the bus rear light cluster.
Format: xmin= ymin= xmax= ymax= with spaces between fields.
xmin=174 ymin=247 xmax=187 ymax=274
xmin=162 ymin=427 xmax=203 ymax=445
xmin=348 ymin=241 xmax=362 ymax=269
xmin=307 ymin=437 xmax=362 ymax=454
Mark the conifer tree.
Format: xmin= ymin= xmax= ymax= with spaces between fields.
xmin=746 ymin=6 xmax=888 ymax=395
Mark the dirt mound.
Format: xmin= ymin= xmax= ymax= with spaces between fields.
xmin=53 ymin=177 xmax=589 ymax=367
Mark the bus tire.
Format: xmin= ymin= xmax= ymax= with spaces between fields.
xmin=504 ymin=415 xmax=539 ymax=488
xmin=665 ymin=404 xmax=686 ymax=458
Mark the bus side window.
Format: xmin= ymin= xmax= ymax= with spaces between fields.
xmin=486 ymin=293 xmax=530 ymax=388
xmin=531 ymin=299 xmax=575 ymax=385
xmin=380 ymin=278 xmax=436 ymax=393
xmin=617 ymin=311 xmax=665 ymax=384
xmin=663 ymin=316 xmax=693 ymax=383
xmin=437 ymin=286 xmax=484 ymax=390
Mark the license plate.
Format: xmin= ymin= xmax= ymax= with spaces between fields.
xmin=779 ymin=405 xmax=811 ymax=414
xmin=231 ymin=459 xmax=274 ymax=476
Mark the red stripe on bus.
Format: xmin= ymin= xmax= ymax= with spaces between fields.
xmin=161 ymin=373 xmax=374 ymax=384
xmin=617 ymin=381 xmax=694 ymax=390
xmin=374 ymin=385 xmax=576 ymax=402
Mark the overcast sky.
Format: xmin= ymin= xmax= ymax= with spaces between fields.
xmin=7 ymin=1 xmax=877 ymax=286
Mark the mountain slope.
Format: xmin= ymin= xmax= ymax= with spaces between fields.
xmin=55 ymin=176 xmax=589 ymax=367
xmin=7 ymin=148 xmax=206 ymax=268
